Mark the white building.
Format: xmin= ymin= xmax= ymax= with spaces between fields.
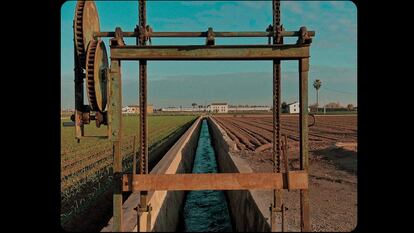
xmin=287 ymin=102 xmax=300 ymax=114
xmin=286 ymin=102 xmax=311 ymax=113
xmin=122 ymin=105 xmax=139 ymax=113
xmin=207 ymin=103 xmax=228 ymax=113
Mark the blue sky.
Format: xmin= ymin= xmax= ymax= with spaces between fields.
xmin=61 ymin=0 xmax=357 ymax=108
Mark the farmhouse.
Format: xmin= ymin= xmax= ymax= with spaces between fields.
xmin=122 ymin=104 xmax=154 ymax=114
xmin=207 ymin=102 xmax=228 ymax=113
xmin=286 ymin=102 xmax=311 ymax=113
xmin=287 ymin=102 xmax=300 ymax=114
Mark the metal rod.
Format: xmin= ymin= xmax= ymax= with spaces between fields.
xmin=272 ymin=1 xmax=283 ymax=232
xmin=299 ymin=57 xmax=311 ymax=232
xmin=133 ymin=135 xmax=137 ymax=175
xmin=138 ymin=1 xmax=149 ymax=232
xmin=95 ymin=30 xmax=315 ymax=38
xmin=139 ymin=60 xmax=148 ymax=174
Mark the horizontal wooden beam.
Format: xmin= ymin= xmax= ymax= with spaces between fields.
xmin=122 ymin=171 xmax=308 ymax=192
xmin=110 ymin=45 xmax=309 ymax=60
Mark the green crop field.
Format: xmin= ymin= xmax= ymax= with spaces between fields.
xmin=61 ymin=115 xmax=197 ymax=225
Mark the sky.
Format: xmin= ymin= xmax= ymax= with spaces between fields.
xmin=61 ymin=0 xmax=357 ymax=109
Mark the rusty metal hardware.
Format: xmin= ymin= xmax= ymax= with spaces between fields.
xmin=266 ymin=24 xmax=273 ymax=44
xmin=70 ymin=110 xmax=107 ymax=127
xmin=281 ymin=134 xmax=290 ymax=192
xmin=137 ymin=25 xmax=153 ymax=45
xmin=136 ymin=203 xmax=152 ymax=213
xmin=308 ymin=113 xmax=316 ymax=127
xmin=275 ymin=25 xmax=284 ymax=44
xmin=74 ymin=0 xmax=100 ymax=69
xmin=110 ymin=27 xmax=126 ymax=46
xmin=95 ymin=30 xmax=315 ymax=39
xmin=297 ymin=26 xmax=312 ymax=45
xmin=85 ymin=39 xmax=109 ymax=112
xmin=135 ymin=203 xmax=152 ymax=232
xmin=206 ymin=27 xmax=215 ymax=45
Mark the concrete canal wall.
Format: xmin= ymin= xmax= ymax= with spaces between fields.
xmin=207 ymin=116 xmax=272 ymax=232
xmin=102 ymin=116 xmax=202 ymax=232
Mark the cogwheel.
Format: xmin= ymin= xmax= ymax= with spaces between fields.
xmin=74 ymin=0 xmax=100 ymax=69
xmin=85 ymin=39 xmax=108 ymax=112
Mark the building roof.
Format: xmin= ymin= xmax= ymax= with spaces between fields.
xmin=211 ymin=102 xmax=228 ymax=105
xmin=287 ymin=101 xmax=298 ymax=106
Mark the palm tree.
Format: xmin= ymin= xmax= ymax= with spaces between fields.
xmin=313 ymin=79 xmax=322 ymax=112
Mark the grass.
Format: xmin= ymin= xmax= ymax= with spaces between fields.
xmin=60 ymin=115 xmax=197 ymax=225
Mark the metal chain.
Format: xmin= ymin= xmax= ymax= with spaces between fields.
xmin=273 ymin=0 xmax=281 ymax=26
xmin=139 ymin=0 xmax=146 ymax=46
xmin=138 ymin=0 xmax=148 ymax=174
xmin=139 ymin=61 xmax=147 ymax=174
xmin=272 ymin=0 xmax=282 ymax=173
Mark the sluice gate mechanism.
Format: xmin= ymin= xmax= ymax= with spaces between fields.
xmin=69 ymin=0 xmax=315 ymax=231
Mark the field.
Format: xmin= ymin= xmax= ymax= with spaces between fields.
xmin=212 ymin=114 xmax=357 ymax=231
xmin=213 ymin=114 xmax=357 ymax=152
xmin=61 ymin=115 xmax=197 ymax=227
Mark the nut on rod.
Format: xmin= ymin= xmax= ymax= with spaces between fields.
xmin=94 ymin=30 xmax=315 ymax=38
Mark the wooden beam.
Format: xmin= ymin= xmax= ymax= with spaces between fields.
xmin=122 ymin=171 xmax=308 ymax=192
xmin=110 ymin=44 xmax=310 ymax=60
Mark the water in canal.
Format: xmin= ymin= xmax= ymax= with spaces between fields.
xmin=182 ymin=119 xmax=233 ymax=232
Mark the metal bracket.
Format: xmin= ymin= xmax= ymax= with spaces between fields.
xmin=308 ymin=113 xmax=316 ymax=127
xmin=281 ymin=134 xmax=290 ymax=192
xmin=266 ymin=24 xmax=273 ymax=44
xmin=137 ymin=24 xmax=153 ymax=45
xmin=112 ymin=27 xmax=126 ymax=46
xmin=206 ymin=27 xmax=215 ymax=45
xmin=296 ymin=26 xmax=312 ymax=45
xmin=70 ymin=109 xmax=108 ymax=128
xmin=270 ymin=203 xmax=289 ymax=232
xmin=275 ymin=24 xmax=284 ymax=44
xmin=135 ymin=203 xmax=152 ymax=232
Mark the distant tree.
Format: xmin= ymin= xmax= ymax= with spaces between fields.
xmin=313 ymin=79 xmax=322 ymax=111
xmin=325 ymin=102 xmax=342 ymax=108
xmin=347 ymin=104 xmax=354 ymax=111
xmin=281 ymin=102 xmax=287 ymax=113
xmin=309 ymin=103 xmax=318 ymax=113
xmin=192 ymin=103 xmax=197 ymax=108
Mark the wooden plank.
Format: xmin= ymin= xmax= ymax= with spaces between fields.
xmin=110 ymin=44 xmax=310 ymax=60
xmin=122 ymin=171 xmax=308 ymax=192
xmin=299 ymin=57 xmax=311 ymax=232
xmin=108 ymin=59 xmax=123 ymax=232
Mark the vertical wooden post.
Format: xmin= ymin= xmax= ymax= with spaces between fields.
xmin=299 ymin=57 xmax=310 ymax=232
xmin=109 ymin=59 xmax=123 ymax=232
xmin=73 ymin=19 xmax=84 ymax=141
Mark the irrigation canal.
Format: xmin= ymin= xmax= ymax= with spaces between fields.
xmin=181 ymin=119 xmax=233 ymax=232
